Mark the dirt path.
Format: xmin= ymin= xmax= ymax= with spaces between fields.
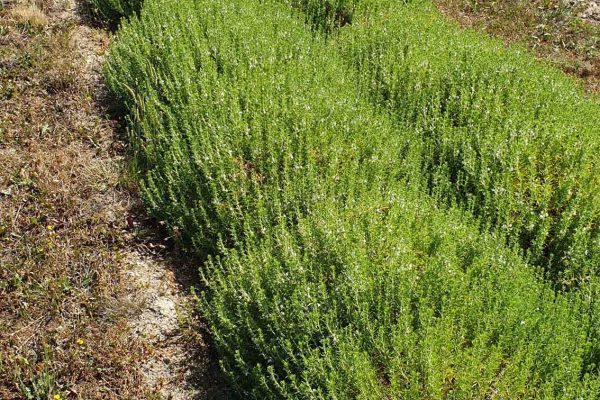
xmin=0 ymin=0 xmax=227 ymax=398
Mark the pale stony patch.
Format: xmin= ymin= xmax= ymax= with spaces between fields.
xmin=124 ymin=252 xmax=204 ymax=400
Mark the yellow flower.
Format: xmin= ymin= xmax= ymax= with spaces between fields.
xmin=77 ymin=338 xmax=84 ymax=346
xmin=46 ymin=225 xmax=54 ymax=231
xmin=53 ymin=395 xmax=61 ymax=400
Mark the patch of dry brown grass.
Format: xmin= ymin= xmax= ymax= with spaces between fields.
xmin=11 ymin=3 xmax=49 ymax=29
xmin=435 ymin=0 xmax=600 ymax=93
xmin=0 ymin=1 xmax=152 ymax=398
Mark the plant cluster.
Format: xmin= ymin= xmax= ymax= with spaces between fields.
xmin=284 ymin=0 xmax=600 ymax=286
xmin=338 ymin=1 xmax=600 ymax=285
xmin=101 ymin=0 xmax=600 ymax=397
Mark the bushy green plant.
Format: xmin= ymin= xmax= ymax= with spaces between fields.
xmin=283 ymin=0 xmax=600 ymax=286
xmin=104 ymin=0 xmax=417 ymax=256
xmin=203 ymin=188 xmax=600 ymax=398
xmin=105 ymin=0 xmax=600 ymax=397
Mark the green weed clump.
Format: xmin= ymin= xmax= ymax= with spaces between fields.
xmin=105 ymin=0 xmax=600 ymax=397
xmin=88 ymin=0 xmax=142 ymax=22
xmin=286 ymin=0 xmax=600 ymax=286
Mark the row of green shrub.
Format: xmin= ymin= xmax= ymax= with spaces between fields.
xmin=283 ymin=0 xmax=600 ymax=286
xmin=103 ymin=0 xmax=600 ymax=397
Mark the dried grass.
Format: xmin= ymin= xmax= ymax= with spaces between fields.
xmin=11 ymin=3 xmax=48 ymax=29
xmin=0 ymin=0 xmax=149 ymax=398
